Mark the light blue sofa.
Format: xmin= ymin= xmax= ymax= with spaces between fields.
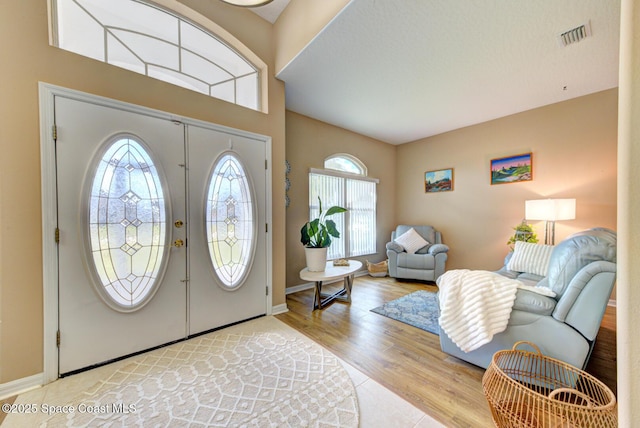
xmin=439 ymin=228 xmax=617 ymax=370
xmin=386 ymin=225 xmax=449 ymax=282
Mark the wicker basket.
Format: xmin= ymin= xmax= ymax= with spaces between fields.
xmin=366 ymin=260 xmax=388 ymax=277
xmin=482 ymin=341 xmax=617 ymax=428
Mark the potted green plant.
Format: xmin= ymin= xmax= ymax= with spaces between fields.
xmin=507 ymin=220 xmax=539 ymax=250
xmin=301 ymin=197 xmax=347 ymax=271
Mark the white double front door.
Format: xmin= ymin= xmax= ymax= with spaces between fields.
xmin=54 ymin=94 xmax=268 ymax=375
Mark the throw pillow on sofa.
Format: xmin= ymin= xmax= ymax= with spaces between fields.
xmin=394 ymin=227 xmax=429 ymax=254
xmin=507 ymin=241 xmax=554 ymax=277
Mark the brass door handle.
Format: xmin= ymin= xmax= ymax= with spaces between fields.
xmin=173 ymin=239 xmax=184 ymax=248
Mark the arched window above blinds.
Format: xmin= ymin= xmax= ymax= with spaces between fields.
xmin=324 ymin=154 xmax=368 ymax=176
xmin=52 ymin=0 xmax=266 ymax=111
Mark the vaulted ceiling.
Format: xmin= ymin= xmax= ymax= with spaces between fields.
xmin=257 ymin=0 xmax=620 ymax=145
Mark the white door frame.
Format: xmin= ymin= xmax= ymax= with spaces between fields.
xmin=39 ymin=82 xmax=273 ymax=384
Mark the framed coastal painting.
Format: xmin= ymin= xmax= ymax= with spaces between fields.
xmin=425 ymin=168 xmax=454 ymax=193
xmin=490 ymin=153 xmax=533 ymax=185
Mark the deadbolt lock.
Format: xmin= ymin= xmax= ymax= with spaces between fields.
xmin=174 ymin=220 xmax=184 ymax=228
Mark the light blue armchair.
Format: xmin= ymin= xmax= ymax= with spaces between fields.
xmin=439 ymin=228 xmax=616 ymax=370
xmin=386 ymin=225 xmax=449 ymax=282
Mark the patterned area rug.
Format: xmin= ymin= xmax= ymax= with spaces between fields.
xmin=370 ymin=290 xmax=440 ymax=335
xmin=45 ymin=318 xmax=359 ymax=427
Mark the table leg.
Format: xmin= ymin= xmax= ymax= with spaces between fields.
xmin=313 ymin=274 xmax=355 ymax=310
xmin=343 ymin=274 xmax=353 ymax=302
xmin=313 ymin=281 xmax=323 ymax=310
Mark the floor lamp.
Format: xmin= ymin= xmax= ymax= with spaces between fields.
xmin=525 ymin=199 xmax=576 ymax=245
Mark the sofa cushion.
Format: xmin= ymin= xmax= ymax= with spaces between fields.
xmin=396 ymin=252 xmax=435 ymax=269
xmin=506 ymin=241 xmax=554 ymax=277
xmin=517 ymin=283 xmax=556 ymax=297
xmin=517 ymin=272 xmax=546 ymax=285
xmin=394 ymin=227 xmax=429 ymax=254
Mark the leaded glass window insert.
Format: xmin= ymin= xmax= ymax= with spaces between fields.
xmin=205 ymin=153 xmax=255 ymax=289
xmin=87 ymin=136 xmax=169 ymax=311
xmin=53 ymin=0 xmax=261 ymax=110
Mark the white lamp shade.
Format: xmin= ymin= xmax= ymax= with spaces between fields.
xmin=525 ymin=199 xmax=576 ymax=221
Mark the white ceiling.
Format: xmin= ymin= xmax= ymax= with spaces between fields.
xmin=269 ymin=0 xmax=620 ymax=145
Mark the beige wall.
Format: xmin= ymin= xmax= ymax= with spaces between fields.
xmin=0 ymin=0 xmax=286 ymax=384
xmin=285 ymin=91 xmax=617 ymax=289
xmin=396 ymin=89 xmax=618 ymax=276
xmin=285 ymin=111 xmax=397 ymax=288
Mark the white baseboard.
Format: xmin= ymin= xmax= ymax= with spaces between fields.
xmin=271 ymin=303 xmax=289 ymax=315
xmin=285 ymin=283 xmax=315 ymax=295
xmin=0 ymin=373 xmax=43 ymax=401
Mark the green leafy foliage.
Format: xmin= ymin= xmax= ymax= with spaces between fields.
xmin=507 ymin=221 xmax=539 ymax=249
xmin=300 ymin=197 xmax=347 ymax=248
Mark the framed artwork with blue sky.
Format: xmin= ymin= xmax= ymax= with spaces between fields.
xmin=490 ymin=153 xmax=533 ymax=185
xmin=425 ymin=168 xmax=454 ymax=193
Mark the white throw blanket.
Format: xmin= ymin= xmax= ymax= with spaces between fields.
xmin=437 ymin=269 xmax=521 ymax=352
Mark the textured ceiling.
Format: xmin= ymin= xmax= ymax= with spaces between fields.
xmin=276 ymin=0 xmax=620 ymax=144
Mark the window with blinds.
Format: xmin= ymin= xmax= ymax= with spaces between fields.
xmin=309 ymin=156 xmax=378 ymax=259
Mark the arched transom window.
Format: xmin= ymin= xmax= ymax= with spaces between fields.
xmin=324 ymin=153 xmax=367 ymax=175
xmin=52 ymin=0 xmax=264 ymax=111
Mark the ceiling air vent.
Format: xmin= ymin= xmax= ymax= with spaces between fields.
xmin=558 ymin=21 xmax=591 ymax=47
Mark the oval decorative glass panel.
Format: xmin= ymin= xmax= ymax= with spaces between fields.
xmin=87 ymin=136 xmax=169 ymax=311
xmin=205 ymin=152 xmax=255 ymax=289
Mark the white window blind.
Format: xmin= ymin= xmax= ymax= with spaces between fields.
xmin=347 ymin=178 xmax=377 ymax=257
xmin=309 ymin=168 xmax=377 ymax=259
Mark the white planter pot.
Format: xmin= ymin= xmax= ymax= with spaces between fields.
xmin=305 ymin=247 xmax=328 ymax=272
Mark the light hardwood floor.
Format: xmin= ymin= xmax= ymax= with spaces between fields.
xmin=0 ymin=276 xmax=615 ymax=427
xmin=275 ymin=275 xmax=617 ymax=428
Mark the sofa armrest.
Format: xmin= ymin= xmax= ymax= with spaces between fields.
xmin=512 ymin=289 xmax=556 ymax=316
xmin=428 ymin=243 xmax=449 ymax=255
xmin=386 ymin=241 xmax=404 ymax=253
xmin=553 ymin=261 xmax=616 ymax=340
